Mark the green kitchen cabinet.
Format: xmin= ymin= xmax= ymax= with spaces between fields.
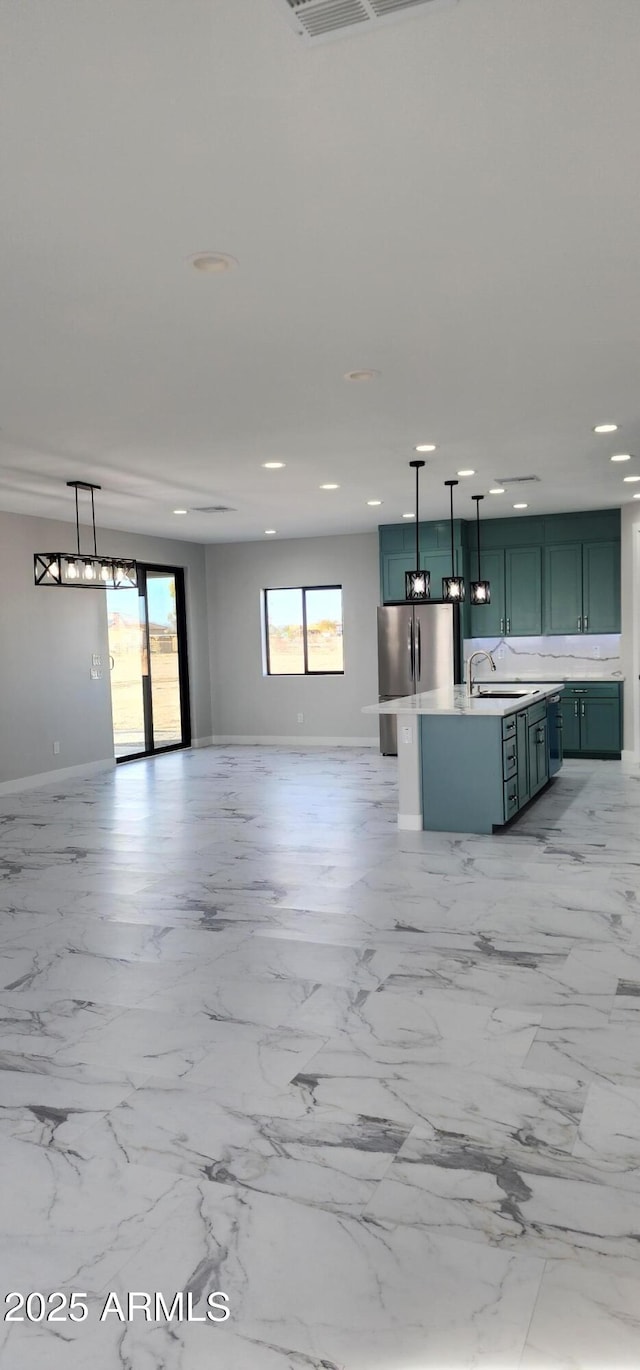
xmin=544 ymin=540 xmax=620 ymax=634
xmin=582 ymin=541 xmax=621 ymax=633
xmin=544 ymin=544 xmax=583 ymax=634
xmin=527 ymin=716 xmax=548 ymax=796
xmin=560 ymin=682 xmax=622 ymax=757
xmin=559 ymin=697 xmax=581 ymax=753
xmin=579 ymin=697 xmax=621 ymax=755
xmin=505 ymin=546 xmax=542 ymax=635
xmin=516 ymin=709 xmax=530 ymax=807
xmin=381 ymin=546 xmax=462 ymax=604
xmin=469 ymin=549 xmax=505 ymax=637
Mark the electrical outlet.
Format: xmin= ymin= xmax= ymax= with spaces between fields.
xmin=497 ymin=645 xmax=506 ymax=659
xmin=92 ymin=653 xmax=102 ymax=667
xmin=297 ymin=712 xmax=304 ymax=723
xmin=90 ymin=667 xmax=103 ymax=680
xmin=593 ymin=644 xmax=600 ymax=658
xmin=53 ymin=741 xmax=60 ymax=755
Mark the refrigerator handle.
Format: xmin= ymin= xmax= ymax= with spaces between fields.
xmin=416 ymin=617 xmax=421 ymax=684
xmin=408 ymin=619 xmax=414 ymax=679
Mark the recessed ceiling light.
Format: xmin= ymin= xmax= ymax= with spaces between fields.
xmin=173 ymin=509 xmax=188 ymax=515
xmin=264 ymin=529 xmax=277 ymax=535
xmin=489 ymin=487 xmax=505 ymax=494
xmin=611 ymin=454 xmax=631 ymax=462
xmin=402 ymin=512 xmax=415 ymax=519
xmin=320 ymin=483 xmax=340 ymax=490
xmin=513 ymin=502 xmax=528 ymax=509
xmin=634 ymin=494 xmax=640 ymax=500
xmin=457 ymin=469 xmax=475 ymax=477
xmin=344 ymin=370 xmax=379 ymax=382
xmin=623 ymin=475 xmax=640 ymax=483
xmin=415 ymin=444 xmax=436 ymax=453
xmin=262 ymin=461 xmax=285 ymax=469
xmin=367 ymin=499 xmax=382 ymax=506
xmin=593 ymin=423 xmax=618 ymax=433
xmin=190 ymin=252 xmax=237 ymax=273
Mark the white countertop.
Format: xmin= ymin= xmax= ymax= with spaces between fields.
xmin=364 ymin=682 xmax=565 ymax=719
xmin=478 ymin=673 xmax=624 ymax=683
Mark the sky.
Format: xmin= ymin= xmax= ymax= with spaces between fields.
xmin=266 ymin=587 xmax=342 ymax=627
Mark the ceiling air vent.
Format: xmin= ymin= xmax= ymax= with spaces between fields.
xmin=273 ymin=0 xmax=458 ymax=44
xmin=494 ymin=475 xmax=541 ymax=486
xmin=192 ymin=505 xmax=237 ymax=513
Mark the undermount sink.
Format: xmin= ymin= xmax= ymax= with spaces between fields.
xmin=474 ymin=689 xmax=538 ymax=699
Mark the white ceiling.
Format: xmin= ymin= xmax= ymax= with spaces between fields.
xmin=1 ymin=0 xmax=639 ymax=544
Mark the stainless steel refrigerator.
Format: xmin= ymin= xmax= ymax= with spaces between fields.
xmin=377 ymin=602 xmax=458 ymax=755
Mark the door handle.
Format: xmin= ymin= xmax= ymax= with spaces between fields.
xmin=584 ymin=615 xmax=588 ymax=630
xmin=574 ymin=702 xmax=578 ymax=717
xmin=416 ymin=618 xmax=421 ymax=682
xmin=408 ymin=621 xmax=414 ymax=679
xmin=577 ymin=616 xmax=582 ymax=630
xmin=500 ymin=618 xmax=504 ymax=633
xmin=581 ymin=702 xmax=585 ymax=718
xmin=506 ymin=618 xmax=510 ymax=633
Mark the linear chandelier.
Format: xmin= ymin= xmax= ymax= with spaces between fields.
xmin=34 ymin=482 xmax=138 ymax=590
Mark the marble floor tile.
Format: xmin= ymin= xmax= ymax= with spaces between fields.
xmin=1 ymin=748 xmax=640 ymax=1366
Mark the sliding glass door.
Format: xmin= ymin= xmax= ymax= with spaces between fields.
xmin=107 ymin=565 xmax=191 ymax=761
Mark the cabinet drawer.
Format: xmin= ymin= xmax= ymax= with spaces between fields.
xmin=503 ymin=775 xmax=519 ymax=821
xmin=502 ymin=737 xmax=517 ymax=779
xmin=563 ymin=681 xmax=621 ymax=699
xmin=526 ymin=699 xmax=547 ymax=727
xmin=502 ymin=713 xmax=517 ymax=740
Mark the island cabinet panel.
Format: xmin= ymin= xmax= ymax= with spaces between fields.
xmin=516 ymin=710 xmax=530 ymax=807
xmin=419 ymin=693 xmax=559 ymax=834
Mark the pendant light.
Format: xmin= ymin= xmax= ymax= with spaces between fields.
xmin=442 ymin=479 xmax=465 ymax=601
xmin=34 ymin=482 xmax=138 ymax=590
xmin=405 ymin=459 xmax=430 ymax=600
xmin=470 ymin=494 xmax=491 ymax=605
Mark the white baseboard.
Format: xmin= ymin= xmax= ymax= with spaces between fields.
xmin=0 ymin=757 xmax=116 ymax=797
xmin=191 ymin=736 xmax=215 ymax=749
xmin=621 ymin=748 xmax=640 ymax=768
xmin=398 ymin=813 xmax=423 ymax=831
xmin=210 ymin=735 xmax=379 ymax=748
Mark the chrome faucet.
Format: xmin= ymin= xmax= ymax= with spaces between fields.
xmin=465 ymin=650 xmax=497 ymax=698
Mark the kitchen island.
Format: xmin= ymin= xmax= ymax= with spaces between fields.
xmin=364 ymin=683 xmax=564 ymax=834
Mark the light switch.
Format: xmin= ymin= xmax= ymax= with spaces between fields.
xmin=90 ymin=667 xmax=103 ymax=680
xmin=401 ymin=725 xmax=412 ymax=744
xmin=92 ymin=653 xmax=102 ymax=667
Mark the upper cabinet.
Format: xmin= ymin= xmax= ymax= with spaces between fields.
xmin=380 ymin=509 xmax=620 ymax=636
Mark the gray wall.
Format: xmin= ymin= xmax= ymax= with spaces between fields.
xmin=0 ymin=511 xmax=212 ymax=785
xmin=206 ymin=532 xmax=380 ymax=742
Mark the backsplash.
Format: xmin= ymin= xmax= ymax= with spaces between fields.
xmin=463 ymin=634 xmax=622 ymax=680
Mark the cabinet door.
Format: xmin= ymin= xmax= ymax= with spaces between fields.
xmin=544 ymin=543 xmax=583 ymax=634
xmin=582 ymin=541 xmax=621 ymax=633
xmin=382 ymin=552 xmax=415 ymax=603
xmin=559 ymin=698 xmax=581 ymax=752
xmin=505 ymin=547 xmax=542 ymax=635
xmin=516 ymin=710 xmax=530 ymax=807
xmin=469 ymin=549 xmax=505 ymax=637
xmin=424 ymin=551 xmax=460 ymax=599
xmin=528 ymin=719 xmax=548 ymax=793
xmin=580 ymin=698 xmax=621 ymax=755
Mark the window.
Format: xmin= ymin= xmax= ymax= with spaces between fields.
xmin=264 ymin=586 xmax=344 ymax=676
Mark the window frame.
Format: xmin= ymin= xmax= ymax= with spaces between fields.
xmin=263 ymin=584 xmax=345 ymax=677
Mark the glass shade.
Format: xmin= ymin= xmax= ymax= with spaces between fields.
xmin=405 ymin=569 xmax=431 ymax=600
xmin=442 ymin=576 xmax=466 ymax=602
xmin=34 ymin=554 xmax=138 ymax=590
xmin=470 ymin=580 xmax=491 ymax=605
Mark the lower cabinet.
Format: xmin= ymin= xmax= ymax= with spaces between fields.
xmin=502 ymin=698 xmax=549 ymax=822
xmin=559 ymin=682 xmax=622 ymax=757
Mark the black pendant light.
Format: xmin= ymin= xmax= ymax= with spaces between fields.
xmin=442 ymin=479 xmax=465 ymax=601
xmin=470 ymin=494 xmax=491 ymax=605
xmin=405 ymin=459 xmax=430 ymax=600
xmin=34 ymin=482 xmax=138 ymax=590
